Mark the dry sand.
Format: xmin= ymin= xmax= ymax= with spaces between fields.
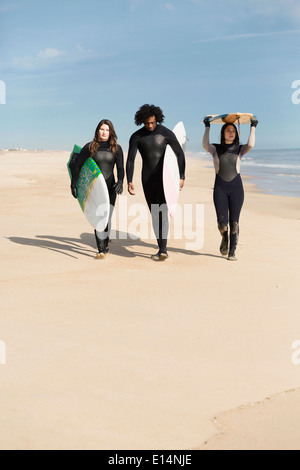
xmin=0 ymin=149 xmax=300 ymax=450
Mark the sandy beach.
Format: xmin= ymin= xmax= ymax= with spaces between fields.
xmin=1 ymin=149 xmax=300 ymax=450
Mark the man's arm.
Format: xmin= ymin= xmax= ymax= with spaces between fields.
xmin=126 ymin=134 xmax=138 ymax=195
xmin=166 ymin=129 xmax=186 ymax=181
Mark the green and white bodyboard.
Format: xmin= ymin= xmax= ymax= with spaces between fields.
xmin=67 ymin=144 xmax=110 ymax=231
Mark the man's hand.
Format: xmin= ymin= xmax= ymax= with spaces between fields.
xmin=128 ymin=182 xmax=136 ymax=195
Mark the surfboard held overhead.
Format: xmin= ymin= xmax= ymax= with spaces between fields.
xmin=203 ymin=112 xmax=257 ymax=125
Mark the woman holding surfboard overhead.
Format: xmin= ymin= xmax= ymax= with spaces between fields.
xmin=202 ymin=113 xmax=258 ymax=260
xmin=126 ymin=104 xmax=186 ymax=261
xmin=70 ymin=119 xmax=124 ymax=259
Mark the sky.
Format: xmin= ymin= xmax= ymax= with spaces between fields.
xmin=0 ymin=0 xmax=300 ymax=151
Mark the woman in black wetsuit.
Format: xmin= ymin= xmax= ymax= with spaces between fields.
xmin=70 ymin=119 xmax=124 ymax=259
xmin=202 ymin=117 xmax=258 ymax=260
xmin=126 ymin=104 xmax=186 ymax=261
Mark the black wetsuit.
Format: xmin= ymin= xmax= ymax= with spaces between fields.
xmin=126 ymin=125 xmax=185 ymax=253
xmin=71 ymin=141 xmax=124 ymax=251
xmin=213 ymin=143 xmax=244 ymax=256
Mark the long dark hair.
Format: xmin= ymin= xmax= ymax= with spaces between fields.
xmin=134 ymin=104 xmax=165 ymax=126
xmin=220 ymin=123 xmax=240 ymax=152
xmin=89 ymin=119 xmax=118 ymax=156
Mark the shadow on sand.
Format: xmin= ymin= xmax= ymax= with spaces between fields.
xmin=6 ymin=231 xmax=222 ymax=260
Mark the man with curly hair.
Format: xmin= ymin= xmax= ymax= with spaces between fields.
xmin=126 ymin=104 xmax=186 ymax=261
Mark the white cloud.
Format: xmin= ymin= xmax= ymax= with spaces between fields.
xmin=129 ymin=0 xmax=175 ymax=13
xmin=37 ymin=48 xmax=64 ymax=60
xmin=75 ymin=44 xmax=96 ymax=58
xmin=188 ymin=0 xmax=300 ymax=21
xmin=252 ymin=0 xmax=300 ymax=21
xmin=0 ymin=2 xmax=22 ymax=12
xmin=165 ymin=3 xmax=175 ymax=10
xmin=196 ymin=29 xmax=300 ymax=43
xmin=11 ymin=48 xmax=65 ymax=70
xmin=129 ymin=0 xmax=144 ymax=12
xmin=8 ymin=45 xmax=102 ymax=74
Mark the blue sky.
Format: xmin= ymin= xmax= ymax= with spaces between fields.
xmin=0 ymin=0 xmax=300 ymax=151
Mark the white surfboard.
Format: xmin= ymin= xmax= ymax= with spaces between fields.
xmin=163 ymin=121 xmax=186 ymax=218
xmin=204 ymin=112 xmax=256 ymax=125
xmin=67 ymin=145 xmax=110 ymax=232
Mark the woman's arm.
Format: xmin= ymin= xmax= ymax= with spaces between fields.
xmin=202 ymin=125 xmax=217 ymax=158
xmin=240 ymin=118 xmax=258 ymax=157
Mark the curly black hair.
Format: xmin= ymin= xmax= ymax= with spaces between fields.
xmin=134 ymin=104 xmax=165 ymax=126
